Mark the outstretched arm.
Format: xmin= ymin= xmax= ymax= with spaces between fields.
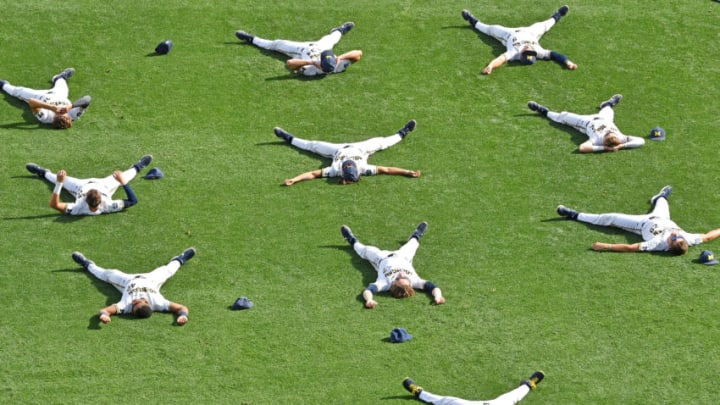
xmin=423 ymin=282 xmax=445 ymax=305
xmin=28 ymin=98 xmax=69 ymax=114
xmin=482 ymin=54 xmax=508 ymax=75
xmin=98 ymin=304 xmax=119 ymax=324
xmin=592 ymin=242 xmax=641 ymax=252
xmin=337 ymin=50 xmax=363 ymax=63
xmin=362 ymin=285 xmax=379 ymax=309
xmin=578 ymin=140 xmax=618 ymax=153
xmin=169 ymin=302 xmax=189 ymax=325
xmin=702 ymin=229 xmax=720 ymax=243
xmin=49 ymin=169 xmax=69 ymax=213
xmin=376 ymin=166 xmax=421 ymax=178
xmin=284 ymin=170 xmax=322 ymax=186
xmin=549 ymin=51 xmax=577 ymax=70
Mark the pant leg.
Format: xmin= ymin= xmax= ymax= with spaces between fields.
xmin=577 ymin=212 xmax=650 ymax=236
xmin=87 ymin=263 xmax=134 ymax=293
xmin=352 ymin=134 xmax=403 ymax=155
xmin=395 ymin=238 xmax=420 ymax=263
xmin=353 ymin=241 xmax=393 ymax=270
xmin=252 ymin=36 xmax=310 ymax=59
xmin=290 ymin=136 xmax=342 ymax=158
xmin=473 ymin=23 xmax=514 ymax=44
xmin=649 ymin=197 xmax=671 ymax=219
xmin=418 ymin=389 xmax=476 ymax=405
xmin=524 ymin=17 xmax=557 ymax=38
xmin=487 ymin=384 xmax=531 ymax=405
xmin=314 ymin=30 xmax=342 ymax=50
xmin=95 ymin=168 xmax=136 ymax=196
xmin=144 ymin=260 xmax=181 ymax=289
xmin=597 ymin=106 xmax=615 ymax=121
xmin=2 ymin=83 xmax=50 ymax=103
xmin=43 ymin=171 xmax=89 ymax=197
xmin=546 ymin=111 xmax=595 ymax=134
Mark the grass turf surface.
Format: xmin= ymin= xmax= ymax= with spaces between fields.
xmin=2 ymin=1 xmax=720 ymax=403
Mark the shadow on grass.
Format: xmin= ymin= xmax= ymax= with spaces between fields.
xmin=0 ymin=92 xmax=44 ymax=129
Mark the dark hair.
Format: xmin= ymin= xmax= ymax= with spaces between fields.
xmin=134 ymin=304 xmax=153 ymax=318
xmin=669 ymin=239 xmax=689 ymax=256
xmin=53 ymin=114 xmax=72 ymax=129
xmin=86 ymin=189 xmax=102 ymax=209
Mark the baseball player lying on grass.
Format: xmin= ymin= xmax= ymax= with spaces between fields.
xmin=340 ymin=222 xmax=445 ymax=309
xmin=557 ymin=186 xmax=720 ymax=255
xmin=274 ymin=120 xmax=420 ymax=186
xmin=0 ymin=68 xmax=91 ymax=129
xmin=528 ymin=94 xmax=646 ymax=153
xmin=25 ymin=155 xmax=152 ymax=216
xmin=461 ymin=6 xmax=576 ymax=75
xmin=402 ymin=371 xmax=544 ymax=405
xmin=72 ymin=248 xmax=196 ymax=325
xmin=235 ymin=22 xmax=362 ymax=76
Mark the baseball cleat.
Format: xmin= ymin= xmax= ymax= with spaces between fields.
xmin=650 ymin=185 xmax=673 ymax=205
xmin=332 ymin=22 xmax=354 ymax=35
xmin=557 ymin=205 xmax=579 ymax=220
xmin=398 ymin=120 xmax=416 ymax=138
xmin=461 ymin=10 xmax=478 ymax=26
xmin=553 ymin=5 xmax=569 ymax=21
xmin=340 ymin=225 xmax=357 ymax=246
xmin=72 ymin=252 xmax=94 ymax=269
xmin=410 ymin=221 xmax=428 ymax=241
xmin=52 ymin=68 xmax=75 ymax=84
xmin=72 ymin=95 xmax=92 ymax=109
xmin=402 ymin=377 xmax=423 ymax=399
xmin=600 ymin=94 xmax=623 ymax=109
xmin=0 ymin=79 xmax=6 ymax=89
xmin=172 ymin=247 xmax=196 ymax=265
xmin=133 ymin=155 xmax=153 ymax=172
xmin=26 ymin=163 xmax=47 ymax=178
xmin=528 ymin=101 xmax=549 ymax=116
xmin=522 ymin=371 xmax=545 ymax=390
xmin=274 ymin=127 xmax=294 ymax=143
xmin=235 ymin=31 xmax=254 ymax=44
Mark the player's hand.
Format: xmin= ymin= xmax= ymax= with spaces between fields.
xmin=566 ymin=61 xmax=577 ymax=70
xmin=177 ymin=315 xmax=188 ymax=325
xmin=113 ymin=170 xmax=127 ymax=185
xmin=99 ymin=314 xmax=112 ymax=324
xmin=434 ymin=296 xmax=446 ymax=305
xmin=56 ymin=170 xmax=67 ymax=183
xmin=56 ymin=106 xmax=68 ymax=114
xmin=365 ymin=300 xmax=378 ymax=309
xmin=407 ymin=170 xmax=421 ymax=178
xmin=482 ymin=66 xmax=493 ymax=75
xmin=284 ymin=179 xmax=295 ymax=186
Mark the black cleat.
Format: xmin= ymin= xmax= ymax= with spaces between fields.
xmin=557 ymin=205 xmax=579 ymax=220
xmin=552 ymin=5 xmax=569 ymax=21
xmin=398 ymin=120 xmax=416 ymax=138
xmin=52 ymin=68 xmax=75 ymax=84
xmin=172 ymin=248 xmax=196 ymax=265
xmin=133 ymin=155 xmax=153 ymax=172
xmin=341 ymin=225 xmax=357 ymax=246
xmin=331 ymin=22 xmax=354 ymax=35
xmin=650 ymin=185 xmax=673 ymax=205
xmin=72 ymin=252 xmax=94 ymax=269
xmin=402 ymin=377 xmax=423 ymax=399
xmin=274 ymin=127 xmax=294 ymax=143
xmin=72 ymin=95 xmax=92 ymax=109
xmin=26 ymin=163 xmax=47 ymax=178
xmin=462 ymin=10 xmax=478 ymax=26
xmin=235 ymin=31 xmax=254 ymax=44
xmin=410 ymin=222 xmax=428 ymax=241
xmin=528 ymin=101 xmax=549 ymax=116
xmin=600 ymin=94 xmax=623 ymax=109
xmin=522 ymin=371 xmax=545 ymax=390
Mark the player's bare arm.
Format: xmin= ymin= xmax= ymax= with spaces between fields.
xmin=98 ymin=304 xmax=118 ymax=324
xmin=362 ymin=289 xmax=378 ymax=309
xmin=702 ymin=228 xmax=720 ymax=243
xmin=592 ymin=242 xmax=641 ymax=252
xmin=49 ymin=169 xmax=69 ymax=213
xmin=112 ymin=170 xmax=127 ymax=185
xmin=337 ymin=50 xmax=363 ymax=63
xmin=426 ymin=284 xmax=445 ymax=305
xmin=28 ymin=98 xmax=65 ymax=114
xmin=284 ymin=170 xmax=322 ymax=186
xmin=169 ymin=302 xmax=189 ymax=325
xmin=482 ymin=55 xmax=508 ymax=75
xmin=377 ymin=166 xmax=421 ymax=178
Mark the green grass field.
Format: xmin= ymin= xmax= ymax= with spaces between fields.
xmin=2 ymin=1 xmax=720 ymax=403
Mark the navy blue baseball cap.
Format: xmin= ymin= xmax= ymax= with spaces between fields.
xmin=649 ymin=127 xmax=666 ymax=141
xmin=390 ymin=328 xmax=412 ymax=343
xmin=144 ymin=167 xmax=164 ymax=179
xmin=341 ymin=160 xmax=359 ymax=183
xmin=320 ymin=50 xmax=337 ymax=73
xmin=699 ymin=250 xmax=719 ymax=266
xmin=520 ymin=47 xmax=537 ymax=65
xmin=232 ymin=297 xmax=254 ymax=310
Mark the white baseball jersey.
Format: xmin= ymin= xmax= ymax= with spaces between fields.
xmin=64 ymin=194 xmax=125 ymax=216
xmin=33 ymin=94 xmax=71 ymax=124
xmin=116 ymin=276 xmax=171 ymax=314
xmin=320 ymin=145 xmax=378 ymax=178
xmin=299 ymin=59 xmax=353 ymax=76
xmin=250 ymin=30 xmax=349 ymax=76
xmin=639 ymin=220 xmax=703 ymax=252
xmin=353 ymin=238 xmax=426 ymax=292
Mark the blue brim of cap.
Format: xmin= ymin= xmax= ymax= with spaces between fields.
xmin=702 ymin=260 xmax=719 ymax=265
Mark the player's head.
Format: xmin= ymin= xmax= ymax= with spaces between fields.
xmin=132 ymin=298 xmax=153 ymax=318
xmin=52 ymin=114 xmax=72 ymax=129
xmin=389 ymin=274 xmax=415 ymax=299
xmin=603 ymin=133 xmax=622 ymax=148
xmin=339 ymin=160 xmax=360 ymax=184
xmin=85 ymin=189 xmax=102 ymax=211
xmin=520 ymin=46 xmax=537 ymax=65
xmin=320 ymin=50 xmax=337 ymax=73
xmin=668 ymin=233 xmax=689 ymax=255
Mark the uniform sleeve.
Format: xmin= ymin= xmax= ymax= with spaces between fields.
xmin=34 ymin=109 xmax=55 ymax=124
xmin=639 ymin=236 xmax=667 ymax=252
xmin=299 ymin=65 xmax=323 ymax=76
xmin=335 ymin=60 xmax=352 ymax=73
xmin=103 ymin=200 xmax=126 ymax=213
xmin=320 ymin=166 xmax=335 ymax=178
xmin=685 ymin=233 xmax=704 ymax=247
xmin=622 ymin=135 xmax=646 ymax=149
xmin=361 ymin=164 xmax=378 ymax=176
